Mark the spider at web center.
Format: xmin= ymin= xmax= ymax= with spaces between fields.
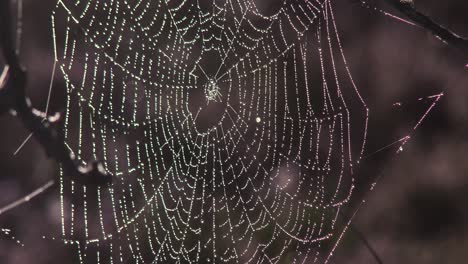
xmin=188 ymin=77 xmax=228 ymax=133
xmin=205 ymin=79 xmax=221 ymax=103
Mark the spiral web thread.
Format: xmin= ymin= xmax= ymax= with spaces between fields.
xmin=52 ymin=0 xmax=369 ymax=263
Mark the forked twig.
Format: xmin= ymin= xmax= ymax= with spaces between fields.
xmin=0 ymin=0 xmax=111 ymax=186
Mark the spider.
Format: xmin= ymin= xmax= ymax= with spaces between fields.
xmin=204 ymin=79 xmax=222 ymax=103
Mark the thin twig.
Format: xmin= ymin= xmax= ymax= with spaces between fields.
xmin=348 ymin=223 xmax=383 ymax=263
xmin=0 ymin=0 xmax=111 ymax=186
xmin=0 ymin=180 xmax=55 ymax=215
xmin=383 ymin=0 xmax=468 ymax=54
xmin=337 ymin=210 xmax=384 ymax=264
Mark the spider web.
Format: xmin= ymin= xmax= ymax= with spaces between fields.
xmin=50 ymin=0 xmax=371 ymax=262
xmin=0 ymin=0 xmax=453 ymax=261
xmin=51 ymin=0 xmax=367 ymax=262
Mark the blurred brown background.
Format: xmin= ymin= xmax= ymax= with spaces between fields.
xmin=1 ymin=0 xmax=467 ymax=263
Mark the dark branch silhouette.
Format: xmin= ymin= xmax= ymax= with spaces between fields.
xmin=349 ymin=223 xmax=383 ymax=264
xmin=0 ymin=0 xmax=111 ymax=186
xmin=383 ymin=0 xmax=468 ymax=54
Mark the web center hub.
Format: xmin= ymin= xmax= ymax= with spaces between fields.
xmin=188 ymin=79 xmax=227 ymax=133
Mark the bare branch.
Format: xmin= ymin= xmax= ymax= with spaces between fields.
xmin=383 ymin=0 xmax=468 ymax=54
xmin=0 ymin=0 xmax=111 ymax=187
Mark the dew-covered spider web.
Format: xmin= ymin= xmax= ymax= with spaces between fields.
xmin=16 ymin=0 xmax=441 ymax=263
xmin=51 ymin=0 xmax=368 ymax=262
